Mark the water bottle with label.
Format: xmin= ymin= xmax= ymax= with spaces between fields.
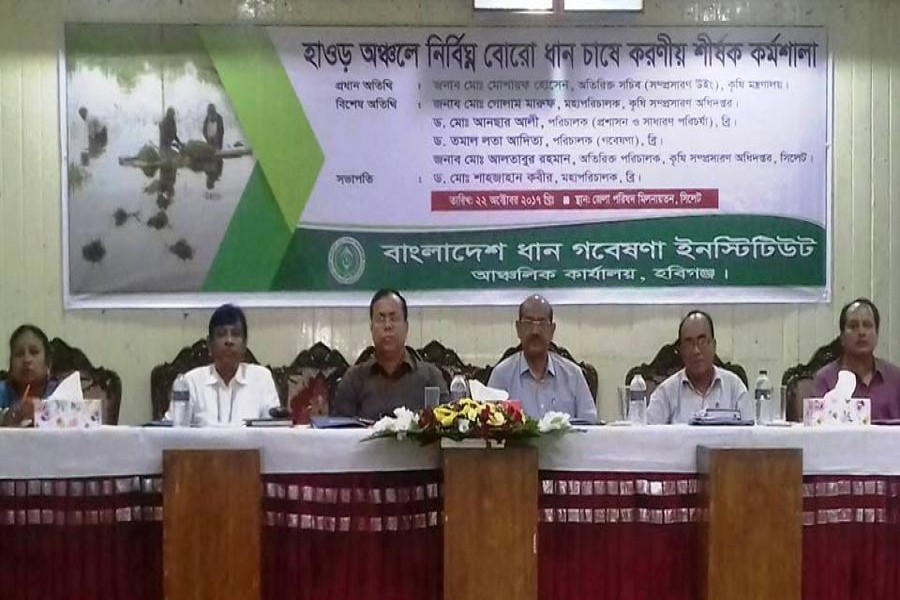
xmin=628 ymin=373 xmax=647 ymax=425
xmin=754 ymin=369 xmax=773 ymax=424
xmin=449 ymin=373 xmax=469 ymax=404
xmin=170 ymin=374 xmax=191 ymax=427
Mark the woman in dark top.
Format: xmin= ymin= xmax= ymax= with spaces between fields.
xmin=0 ymin=325 xmax=57 ymax=427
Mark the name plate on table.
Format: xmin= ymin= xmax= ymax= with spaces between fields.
xmin=35 ymin=398 xmax=103 ymax=429
xmin=803 ymin=397 xmax=871 ymax=426
xmin=690 ymin=407 xmax=754 ymax=426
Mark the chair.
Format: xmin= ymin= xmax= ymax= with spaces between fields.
xmin=625 ymin=341 xmax=748 ymax=397
xmin=270 ymin=342 xmax=349 ymax=421
xmin=486 ymin=343 xmax=599 ymax=401
xmin=46 ymin=338 xmax=122 ymax=425
xmin=781 ymin=337 xmax=841 ymax=422
xmin=150 ymin=338 xmax=259 ymax=420
xmin=0 ymin=338 xmax=122 ymax=425
xmin=416 ymin=340 xmax=487 ymax=389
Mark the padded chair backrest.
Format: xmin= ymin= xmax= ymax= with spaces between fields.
xmin=270 ymin=341 xmax=349 ymax=420
xmin=416 ymin=340 xmax=485 ymax=389
xmin=50 ymin=337 xmax=122 ymax=425
xmin=781 ymin=337 xmax=841 ymax=422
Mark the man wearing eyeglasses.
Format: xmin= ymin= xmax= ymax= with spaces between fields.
xmin=332 ymin=289 xmax=446 ymax=421
xmin=646 ymin=310 xmax=751 ymax=424
xmin=487 ymin=295 xmax=597 ymax=422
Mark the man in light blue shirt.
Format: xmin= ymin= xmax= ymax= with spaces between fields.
xmin=488 ymin=295 xmax=597 ymax=423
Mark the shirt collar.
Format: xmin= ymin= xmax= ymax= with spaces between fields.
xmin=206 ymin=363 xmax=246 ymax=387
xmin=678 ymin=366 xmax=721 ymax=393
xmin=518 ymin=351 xmax=556 ymax=378
xmin=838 ymin=358 xmax=887 ymax=383
xmin=368 ymin=351 xmax=416 ymax=376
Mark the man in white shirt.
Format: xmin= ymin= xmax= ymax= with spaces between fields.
xmin=181 ymin=304 xmax=280 ymax=426
xmin=647 ymin=310 xmax=751 ymax=424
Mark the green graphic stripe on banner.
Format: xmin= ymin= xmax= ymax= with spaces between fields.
xmin=199 ymin=26 xmax=323 ymax=228
xmin=272 ymin=215 xmax=826 ymax=291
xmin=203 ymin=163 xmax=292 ymax=291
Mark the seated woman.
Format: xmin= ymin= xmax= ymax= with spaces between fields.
xmin=0 ymin=325 xmax=58 ymax=427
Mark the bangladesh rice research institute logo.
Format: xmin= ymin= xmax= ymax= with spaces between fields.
xmin=328 ymin=236 xmax=366 ymax=285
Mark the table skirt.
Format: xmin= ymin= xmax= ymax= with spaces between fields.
xmin=2 ymin=470 xmax=899 ymax=600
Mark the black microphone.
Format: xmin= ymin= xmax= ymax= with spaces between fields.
xmin=268 ymin=406 xmax=291 ymax=419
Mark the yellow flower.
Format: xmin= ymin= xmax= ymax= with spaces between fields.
xmin=433 ymin=406 xmax=458 ymax=427
xmin=463 ymin=405 xmax=481 ymax=421
xmin=487 ymin=408 xmax=506 ymax=427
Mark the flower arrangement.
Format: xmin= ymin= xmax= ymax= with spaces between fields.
xmin=368 ymin=398 xmax=577 ymax=445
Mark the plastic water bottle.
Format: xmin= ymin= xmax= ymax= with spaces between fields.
xmin=628 ymin=374 xmax=647 ymax=424
xmin=449 ymin=374 xmax=469 ymax=404
xmin=754 ymin=369 xmax=773 ymax=424
xmin=170 ymin=374 xmax=191 ymax=427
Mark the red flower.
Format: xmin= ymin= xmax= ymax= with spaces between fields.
xmin=501 ymin=401 xmax=524 ymax=423
xmin=418 ymin=410 xmax=436 ymax=429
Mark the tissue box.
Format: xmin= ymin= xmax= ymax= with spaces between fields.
xmin=803 ymin=397 xmax=871 ymax=426
xmin=35 ymin=398 xmax=103 ymax=429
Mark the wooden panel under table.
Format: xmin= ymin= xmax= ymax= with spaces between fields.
xmin=443 ymin=445 xmax=538 ymax=600
xmin=163 ymin=449 xmax=261 ymax=600
xmin=697 ymin=446 xmax=802 ymax=600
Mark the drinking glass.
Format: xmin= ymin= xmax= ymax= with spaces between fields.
xmin=424 ymin=386 xmax=441 ymax=410
xmin=616 ymin=386 xmax=629 ymax=421
xmin=627 ymin=397 xmax=646 ymax=425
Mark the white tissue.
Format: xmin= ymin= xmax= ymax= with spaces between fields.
xmin=468 ymin=379 xmax=509 ymax=402
xmin=46 ymin=372 xmax=84 ymax=402
xmin=35 ymin=373 xmax=99 ymax=429
xmin=804 ymin=369 xmax=871 ymax=426
xmin=823 ymin=370 xmax=856 ymax=403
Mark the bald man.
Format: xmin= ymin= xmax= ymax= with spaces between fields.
xmin=647 ymin=310 xmax=751 ymax=424
xmin=488 ymin=295 xmax=597 ymax=422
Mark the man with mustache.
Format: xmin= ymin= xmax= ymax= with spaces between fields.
xmin=812 ymin=298 xmax=900 ymax=420
xmin=487 ymin=294 xmax=597 ymax=422
xmin=647 ymin=310 xmax=751 ymax=424
xmin=172 ymin=303 xmax=279 ymax=426
xmin=332 ymin=289 xmax=446 ymax=421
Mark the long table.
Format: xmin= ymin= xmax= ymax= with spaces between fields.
xmin=1 ymin=426 xmax=899 ymax=600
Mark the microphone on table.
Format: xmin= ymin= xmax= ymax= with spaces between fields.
xmin=268 ymin=406 xmax=291 ymax=419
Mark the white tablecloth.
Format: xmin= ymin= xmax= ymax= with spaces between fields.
xmin=1 ymin=424 xmax=899 ymax=479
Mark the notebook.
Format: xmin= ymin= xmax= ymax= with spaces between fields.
xmin=310 ymin=416 xmax=369 ymax=429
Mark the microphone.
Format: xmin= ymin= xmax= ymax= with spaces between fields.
xmin=268 ymin=406 xmax=291 ymax=419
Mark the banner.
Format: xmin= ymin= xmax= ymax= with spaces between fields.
xmin=62 ymin=24 xmax=829 ymax=307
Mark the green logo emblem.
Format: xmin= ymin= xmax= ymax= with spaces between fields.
xmin=328 ymin=237 xmax=366 ymax=285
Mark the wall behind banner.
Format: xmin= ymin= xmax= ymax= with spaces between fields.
xmin=0 ymin=0 xmax=898 ymax=425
